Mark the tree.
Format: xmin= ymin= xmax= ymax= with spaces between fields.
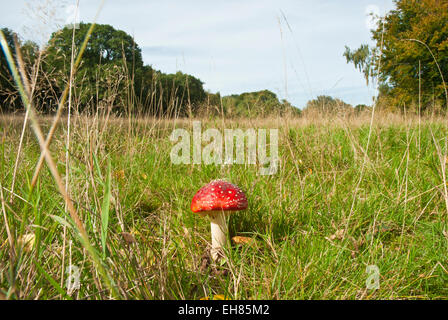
xmin=354 ymin=104 xmax=371 ymax=114
xmin=303 ymin=95 xmax=353 ymax=116
xmin=144 ymin=70 xmax=206 ymax=117
xmin=221 ymin=90 xmax=299 ymax=117
xmin=343 ymin=44 xmax=377 ymax=85
xmin=344 ymin=0 xmax=448 ymax=110
xmin=44 ymin=22 xmax=144 ymax=112
xmin=43 ymin=23 xmax=207 ymax=116
xmin=0 ymin=28 xmax=38 ymax=112
xmin=0 ymin=28 xmax=17 ymax=112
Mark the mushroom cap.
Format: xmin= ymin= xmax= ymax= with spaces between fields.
xmin=191 ymin=180 xmax=248 ymax=216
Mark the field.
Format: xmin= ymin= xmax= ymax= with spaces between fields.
xmin=1 ymin=112 xmax=448 ymax=299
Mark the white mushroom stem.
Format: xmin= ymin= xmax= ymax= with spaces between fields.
xmin=209 ymin=211 xmax=227 ymax=261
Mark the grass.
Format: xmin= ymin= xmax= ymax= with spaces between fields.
xmin=1 ymin=113 xmax=448 ymax=299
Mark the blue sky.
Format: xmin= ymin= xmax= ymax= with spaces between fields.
xmin=1 ymin=0 xmax=395 ymax=108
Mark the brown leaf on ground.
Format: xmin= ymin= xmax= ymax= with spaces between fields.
xmin=200 ymin=294 xmax=231 ymax=300
xmin=232 ymin=236 xmax=255 ymax=245
xmin=327 ymin=229 xmax=345 ymax=241
xmin=213 ymin=294 xmax=231 ymax=300
xmin=200 ymin=252 xmax=210 ymax=273
xmin=121 ymin=232 xmax=136 ymax=244
xmin=213 ymin=268 xmax=229 ymax=277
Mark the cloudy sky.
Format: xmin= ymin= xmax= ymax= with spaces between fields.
xmin=1 ymin=0 xmax=395 ymax=108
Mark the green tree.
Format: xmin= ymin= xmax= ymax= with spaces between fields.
xmin=148 ymin=71 xmax=206 ymax=117
xmin=44 ymin=22 xmax=144 ymax=113
xmin=44 ymin=23 xmax=206 ymax=116
xmin=0 ymin=28 xmax=17 ymax=112
xmin=303 ymin=95 xmax=353 ymax=116
xmin=354 ymin=104 xmax=371 ymax=114
xmin=344 ymin=0 xmax=448 ymax=110
xmin=0 ymin=28 xmax=39 ymax=112
xmin=221 ymin=90 xmax=299 ymax=117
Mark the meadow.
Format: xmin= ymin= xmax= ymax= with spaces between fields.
xmin=1 ymin=112 xmax=448 ymax=299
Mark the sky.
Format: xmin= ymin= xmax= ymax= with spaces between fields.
xmin=0 ymin=0 xmax=396 ymax=109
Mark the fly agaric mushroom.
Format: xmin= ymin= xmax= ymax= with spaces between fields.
xmin=191 ymin=180 xmax=248 ymax=261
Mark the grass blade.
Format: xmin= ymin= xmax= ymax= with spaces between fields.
xmin=101 ymin=158 xmax=112 ymax=258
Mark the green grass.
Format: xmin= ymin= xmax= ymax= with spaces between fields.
xmin=1 ymin=115 xmax=448 ymax=299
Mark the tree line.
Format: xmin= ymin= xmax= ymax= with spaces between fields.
xmin=0 ymin=23 xmax=298 ymax=118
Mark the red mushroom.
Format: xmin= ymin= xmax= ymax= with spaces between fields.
xmin=191 ymin=180 xmax=248 ymax=261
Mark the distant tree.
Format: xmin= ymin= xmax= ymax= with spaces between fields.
xmin=151 ymin=71 xmax=206 ymax=117
xmin=354 ymin=104 xmax=371 ymax=114
xmin=0 ymin=28 xmax=17 ymax=112
xmin=44 ymin=22 xmax=144 ymax=113
xmin=221 ymin=90 xmax=299 ymax=117
xmin=344 ymin=0 xmax=448 ymax=110
xmin=280 ymin=99 xmax=301 ymax=117
xmin=2 ymin=23 xmax=297 ymax=118
xmin=134 ymin=64 xmax=157 ymax=114
xmin=0 ymin=28 xmax=39 ymax=112
xmin=206 ymin=91 xmax=221 ymax=106
xmin=44 ymin=23 xmax=207 ymax=116
xmin=303 ymin=95 xmax=353 ymax=116
xmin=343 ymin=44 xmax=376 ymax=86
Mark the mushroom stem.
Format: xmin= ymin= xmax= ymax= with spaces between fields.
xmin=209 ymin=211 xmax=227 ymax=261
